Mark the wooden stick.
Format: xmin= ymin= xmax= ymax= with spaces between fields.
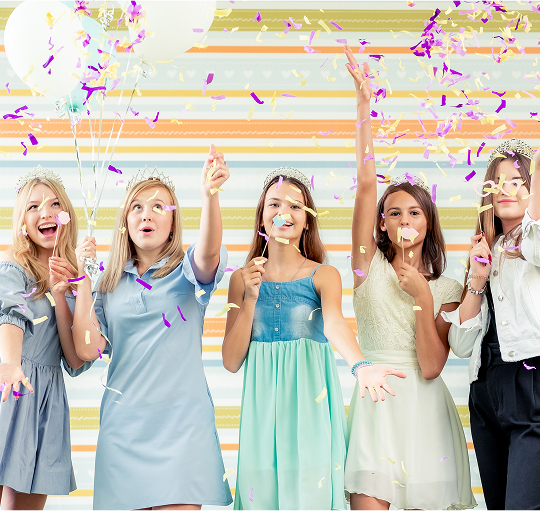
xmin=261 ymin=224 xmax=274 ymax=258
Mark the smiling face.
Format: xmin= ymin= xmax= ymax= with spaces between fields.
xmin=126 ymin=185 xmax=174 ymax=257
xmin=24 ymin=183 xmax=63 ymax=254
xmin=380 ymin=190 xmax=428 ymax=248
xmin=262 ymin=182 xmax=307 ymax=243
xmin=492 ymin=158 xmax=529 ymax=231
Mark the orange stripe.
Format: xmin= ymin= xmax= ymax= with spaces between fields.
xmin=3 ymin=119 xmax=539 ymax=139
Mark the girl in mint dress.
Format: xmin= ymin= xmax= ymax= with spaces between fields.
xmin=222 ymin=168 xmax=405 ymax=510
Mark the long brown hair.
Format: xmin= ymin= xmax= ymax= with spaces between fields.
xmin=375 ymin=181 xmax=447 ymax=279
xmin=245 ymin=175 xmax=326 ymax=264
xmin=98 ymin=179 xmax=184 ymax=293
xmin=460 ymin=154 xmax=531 ymax=301
xmin=12 ymin=177 xmax=78 ymax=300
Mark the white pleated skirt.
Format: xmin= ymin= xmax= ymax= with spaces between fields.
xmin=344 ymin=351 xmax=477 ymax=510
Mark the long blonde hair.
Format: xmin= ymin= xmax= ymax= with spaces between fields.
xmin=98 ymin=179 xmax=184 ymax=293
xmin=12 ymin=177 xmax=78 ymax=300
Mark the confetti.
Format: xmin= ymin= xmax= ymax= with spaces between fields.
xmin=413 ymin=306 xmax=422 ymax=311
xmin=224 ymin=265 xmax=239 ymax=273
xmin=402 ymin=461 xmax=411 ymax=477
xmin=215 ymin=303 xmax=240 ymax=317
xmin=58 ymin=211 xmax=70 ymax=224
xmin=68 ymin=276 xmax=85 ymax=283
xmin=393 ymin=480 xmax=405 ymax=488
xmin=223 ymin=468 xmax=234 ymax=481
xmin=380 ymin=457 xmax=395 ymax=465
xmin=353 ymin=269 xmax=366 ymax=277
xmin=97 ymin=348 xmax=102 ymax=359
xmin=289 ymin=184 xmax=301 ymax=193
xmin=177 ymin=305 xmax=187 ymax=321
xmin=335 ymin=463 xmax=341 ymax=471
xmin=21 ymin=287 xmax=37 ymax=298
xmin=308 ymin=307 xmax=321 ymax=321
xmin=195 ymin=290 xmax=206 ymax=298
xmin=21 ymin=377 xmax=29 ymax=387
xmin=12 ymin=391 xmax=28 ymax=397
xmin=45 ymin=292 xmax=56 ymax=307
xmin=85 ymin=330 xmax=91 ymax=344
xmin=311 ymin=175 xmax=315 ymax=190
xmin=465 ymin=170 xmax=476 ymax=181
xmin=28 ymin=133 xmax=38 ymax=146
xmin=474 ymin=256 xmax=490 ymax=264
xmin=136 ymin=278 xmax=152 ymax=290
xmin=17 ymin=304 xmax=26 ymax=313
xmin=144 ymin=117 xmax=156 ymax=129
xmin=431 ymin=184 xmax=437 ymax=203
xmin=250 ymin=92 xmax=264 ymax=104
xmin=247 ymin=106 xmax=255 ymax=121
xmin=312 ymin=136 xmax=322 ymax=148
xmin=303 ymin=206 xmax=317 ymax=217
xmin=254 ymin=11 xmax=262 ymax=22
xmin=162 ymin=313 xmax=171 ymax=328
xmin=318 ymin=477 xmax=325 ymax=488
xmin=153 ymin=206 xmax=166 ymax=215
xmin=33 ymin=316 xmax=48 ymax=325
xmin=258 ymin=231 xmax=269 ymax=242
xmin=275 ymin=237 xmax=289 ymax=244
xmin=523 ymin=361 xmax=536 ymax=370
xmin=449 ymin=195 xmax=461 ymax=202
xmin=409 ymin=251 xmax=414 ymax=258
xmin=108 ymin=165 xmax=122 ymax=174
xmin=163 ymin=205 xmax=177 ymax=211
xmin=37 ymin=196 xmax=50 ymax=211
xmin=440 ymin=457 xmax=449 ymax=462
xmin=315 ymin=387 xmax=327 ymax=403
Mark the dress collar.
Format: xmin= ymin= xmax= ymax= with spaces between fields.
xmin=124 ymin=256 xmax=170 ymax=276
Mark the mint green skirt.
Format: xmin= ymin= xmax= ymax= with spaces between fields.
xmin=234 ymin=338 xmax=348 ymax=510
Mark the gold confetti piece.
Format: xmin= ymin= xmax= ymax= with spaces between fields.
xmin=302 ymin=206 xmax=317 ymax=217
xmin=21 ymin=377 xmax=29 ymax=387
xmin=256 ymin=32 xmax=262 ymax=43
xmin=21 ymin=225 xmax=27 ymax=236
xmin=293 ymin=244 xmax=301 ymax=253
xmin=215 ymin=303 xmax=240 ymax=317
xmin=449 ymin=196 xmax=461 ymax=202
xmin=45 ymin=292 xmax=56 ymax=307
xmin=409 ymin=251 xmax=414 ymax=258
xmin=120 ymin=227 xmax=126 ymax=234
xmin=289 ymin=184 xmax=301 ymax=193
xmin=308 ymin=308 xmax=321 ymax=321
xmin=304 ymin=15 xmax=311 ymax=24
xmin=153 ymin=206 xmax=166 ymax=215
xmin=0 ymin=151 xmax=11 ymax=158
xmin=275 ymin=237 xmax=289 ymax=244
xmin=497 ymin=173 xmax=506 ymax=191
xmin=280 ymin=213 xmax=292 ymax=220
xmin=223 ymin=468 xmax=235 ymax=481
xmin=335 ymin=463 xmax=341 ymax=471
xmin=315 ymin=387 xmax=327 ymax=403
xmin=380 ymin=456 xmax=396 ymax=465
xmin=213 ymin=8 xmax=232 ymax=17
xmin=318 ymin=211 xmax=329 ymax=217
xmin=300 ymin=79 xmax=307 ymax=86
xmin=402 ymin=461 xmax=411 ymax=477
xmin=195 ymin=290 xmax=206 ymax=298
xmin=318 ymin=477 xmax=324 ymax=488
xmin=436 ymin=162 xmax=447 ymax=177
xmin=231 ymin=27 xmax=239 ymax=32
xmin=409 ymin=235 xmax=417 ymax=244
xmin=146 ymin=189 xmax=159 ymax=201
xmin=393 ymin=480 xmax=405 ymax=488
xmin=88 ymin=220 xmax=97 ymax=226
xmin=478 ymin=204 xmax=493 ymax=213
xmin=345 ymin=140 xmax=352 ymax=147
xmin=285 ymin=195 xmax=299 ymax=204
xmin=359 ymin=246 xmax=366 ymax=253
xmin=37 ymin=196 xmax=50 ymax=212
xmin=210 ymin=188 xmax=223 ymax=195
xmin=419 ymin=172 xmax=428 ymax=187
xmin=267 ymin=141 xmax=273 ymax=147
xmin=104 ymin=238 xmax=110 ymax=244
xmin=483 ymin=188 xmax=499 ymax=194
xmin=178 ymin=73 xmax=184 ymax=82
xmin=522 ymin=193 xmax=534 ymax=200
xmin=261 ymin=25 xmax=268 ymax=32
xmin=491 ymin=124 xmax=507 ymax=135
xmin=247 ymin=106 xmax=255 ymax=121
xmin=460 ymin=258 xmax=468 ymax=269
xmin=397 ymin=227 xmax=402 ymax=243
xmin=291 ymin=69 xmax=304 ymax=78
xmin=413 ymin=306 xmax=422 ymax=311
xmin=326 ymin=76 xmax=336 ymax=82
xmin=318 ymin=19 xmax=332 ymax=34
xmin=22 ymin=63 xmax=35 ymax=82
xmin=365 ymin=144 xmax=370 ymax=153
xmin=85 ymin=330 xmax=91 ymax=345
xmin=156 ymin=60 xmax=174 ymax=63
xmin=498 ymin=245 xmax=504 ymax=253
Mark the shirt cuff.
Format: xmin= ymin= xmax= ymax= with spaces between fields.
xmin=441 ymin=305 xmax=483 ymax=333
xmin=0 ymin=314 xmax=27 ymax=334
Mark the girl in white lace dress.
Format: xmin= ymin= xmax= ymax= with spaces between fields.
xmin=343 ymin=46 xmax=476 ymax=510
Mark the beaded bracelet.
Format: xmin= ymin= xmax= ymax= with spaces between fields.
xmin=351 ymin=360 xmax=373 ymax=378
xmin=470 ymin=274 xmax=490 ymax=280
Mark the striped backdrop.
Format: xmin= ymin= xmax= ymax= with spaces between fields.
xmin=1 ymin=1 xmax=539 ymax=508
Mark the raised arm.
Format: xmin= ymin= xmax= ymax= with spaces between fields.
xmin=344 ymin=45 xmax=378 ymax=287
xmin=528 ymin=149 xmax=540 ymax=221
xmin=193 ymin=144 xmax=230 ymax=284
xmin=222 ymin=258 xmax=265 ymax=373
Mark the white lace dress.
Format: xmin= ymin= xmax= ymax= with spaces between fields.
xmin=344 ymin=249 xmax=477 ymax=510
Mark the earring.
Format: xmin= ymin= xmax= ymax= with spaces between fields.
xmin=169 ymin=232 xmax=173 ymax=241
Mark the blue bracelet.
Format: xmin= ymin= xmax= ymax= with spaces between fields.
xmin=351 ymin=360 xmax=373 ymax=377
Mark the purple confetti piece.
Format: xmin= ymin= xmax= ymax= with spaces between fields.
xmin=152 ymin=111 xmax=160 ymax=123
xmin=440 ymin=456 xmax=449 ymax=462
xmin=17 ymin=304 xmax=26 ymax=313
xmin=99 ymin=261 xmax=105 ymax=271
xmin=319 ymin=130 xmax=333 ymax=135
xmin=68 ymin=276 xmax=85 ymax=283
xmin=6 ymin=83 xmax=10 ymax=94
xmin=163 ymin=205 xmax=177 ymax=211
xmin=495 ymin=99 xmax=506 ymax=113
xmin=371 ymin=110 xmax=378 ymax=117
xmin=28 ymin=133 xmax=38 ymax=146
xmin=72 ymin=291 xmax=79 ymax=296
xmin=192 ymin=28 xmax=204 ymax=32
xmin=355 ymin=119 xmax=366 ymax=128
xmin=43 ymin=55 xmax=54 ymax=68
xmin=250 ymin=92 xmax=264 ymax=104
xmin=329 ymin=21 xmax=343 ymax=30
xmin=404 ymin=172 xmax=416 ymax=185
xmin=320 ymin=57 xmax=329 ymax=67
xmin=108 ymin=165 xmax=122 ymax=174
xmin=97 ymin=348 xmax=102 ymax=359
xmin=523 ymin=361 xmax=536 ymax=370
xmin=3 ymin=114 xmax=23 ymax=120
xmin=276 ymin=175 xmax=283 ymax=189
xmin=211 ymin=95 xmax=226 ymax=100
xmin=353 ymin=269 xmax=366 ymax=277
xmin=465 ymin=170 xmax=476 ymax=181
xmin=506 ymin=117 xmax=517 ymax=129
xmin=441 ymin=94 xmax=446 ymax=106
xmin=177 ymin=305 xmax=187 ymax=321
xmin=55 ymin=215 xmax=61 ymax=226
xmin=477 ymin=142 xmax=485 ymax=157
xmin=130 ymin=107 xmax=139 ymax=117
xmin=431 ymin=184 xmax=437 ymax=203
xmin=335 ymin=39 xmax=347 ymax=44
xmin=12 ymin=391 xmax=28 ymax=397
xmin=21 ymin=142 xmax=28 ymax=156
xmin=311 ymin=175 xmax=315 ymax=190
xmin=249 ymin=487 xmax=253 ymax=502
xmin=281 ymin=94 xmax=296 ymax=98
xmin=474 ymin=256 xmax=490 ymax=264
xmin=144 ymin=117 xmax=156 ymax=129
xmin=254 ymin=11 xmax=261 ymax=22
xmin=363 ymin=153 xmax=374 ymax=164
xmin=206 ymin=73 xmax=214 ymax=85
xmin=304 ymin=46 xmax=320 ymax=53
xmin=258 ymin=231 xmax=269 ymax=241
xmin=504 ymin=245 xmax=521 ymax=250
xmin=467 ymin=149 xmax=472 ymax=166
xmin=136 ymin=278 xmax=152 ymax=290
xmin=162 ymin=313 xmax=171 ymax=328
xmin=224 ymin=265 xmax=239 ymax=272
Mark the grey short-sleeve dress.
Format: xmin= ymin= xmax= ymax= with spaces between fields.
xmin=0 ymin=261 xmax=93 ymax=495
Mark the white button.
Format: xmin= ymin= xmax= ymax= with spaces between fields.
xmin=509 ymin=350 xmax=515 ymax=357
xmin=276 ymin=304 xmax=280 ymax=308
xmin=502 ymin=320 xmax=508 ymax=326
xmin=138 ymin=300 xmax=141 ymax=305
xmin=275 ymin=327 xmax=279 ymax=331
xmin=493 ymin=270 xmax=498 ymax=276
xmin=276 ymin=285 xmax=279 ymax=289
xmin=498 ymin=296 xmax=503 ymax=301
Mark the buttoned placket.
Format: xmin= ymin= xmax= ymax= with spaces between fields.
xmin=492 ymin=243 xmax=514 ymax=357
xmin=273 ymin=284 xmax=281 ymax=341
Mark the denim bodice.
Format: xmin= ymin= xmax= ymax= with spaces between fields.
xmin=250 ymin=265 xmax=328 ymax=344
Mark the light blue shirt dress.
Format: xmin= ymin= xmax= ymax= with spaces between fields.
xmin=92 ymin=244 xmax=232 ymax=510
xmin=0 ymin=261 xmax=93 ymax=495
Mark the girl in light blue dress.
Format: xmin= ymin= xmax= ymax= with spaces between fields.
xmin=0 ymin=169 xmax=92 ymax=509
xmin=71 ymin=148 xmax=233 ymax=510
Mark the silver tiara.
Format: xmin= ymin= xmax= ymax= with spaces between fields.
xmin=15 ymin=165 xmax=64 ymax=193
xmin=389 ymin=173 xmax=430 ymax=193
xmin=127 ymin=165 xmax=175 ymax=192
xmin=264 ymin=166 xmax=311 ymax=190
xmin=487 ymin=138 xmax=534 ymax=166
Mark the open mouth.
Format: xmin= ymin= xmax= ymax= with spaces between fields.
xmin=141 ymin=227 xmax=154 ymax=234
xmin=38 ymin=223 xmax=57 ymax=236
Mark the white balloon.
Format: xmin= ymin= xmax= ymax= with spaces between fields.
xmin=127 ymin=1 xmax=217 ymax=65
xmin=5 ymin=1 xmax=86 ymax=99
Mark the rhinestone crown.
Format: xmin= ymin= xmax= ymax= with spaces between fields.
xmin=264 ymin=166 xmax=312 ymax=191
xmin=127 ymin=165 xmax=175 ymax=192
xmin=487 ymin=138 xmax=534 ymax=166
xmin=15 ymin=165 xmax=64 ymax=193
xmin=389 ymin=173 xmax=430 ymax=193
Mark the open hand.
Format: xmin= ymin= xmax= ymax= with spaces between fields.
xmin=0 ymin=363 xmax=34 ymax=402
xmin=356 ymin=364 xmax=407 ymax=402
xmin=344 ymin=44 xmax=372 ymax=101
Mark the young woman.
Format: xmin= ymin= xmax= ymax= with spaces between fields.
xmin=72 ymin=147 xmax=233 ymax=510
xmin=0 ymin=167 xmax=91 ymax=510
xmin=222 ymin=167 xmax=406 ymax=510
xmin=443 ymin=139 xmax=540 ymax=510
xmin=343 ymin=46 xmax=476 ymax=510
